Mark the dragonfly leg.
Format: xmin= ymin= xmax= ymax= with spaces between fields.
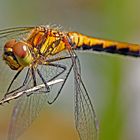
xmin=25 ymin=68 xmax=38 ymax=97
xmin=46 ymin=54 xmax=77 ymax=104
xmin=47 ymin=62 xmax=73 ymax=104
xmin=37 ymin=68 xmax=50 ymax=92
xmin=37 ymin=63 xmax=67 ymax=94
xmin=26 ymin=63 xmax=67 ymax=97
xmin=5 ymin=69 xmax=23 ymax=96
xmin=31 ymin=67 xmax=37 ymax=87
xmin=4 ymin=68 xmax=30 ymax=98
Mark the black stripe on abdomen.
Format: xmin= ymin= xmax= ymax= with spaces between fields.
xmin=76 ymin=44 xmax=140 ymax=57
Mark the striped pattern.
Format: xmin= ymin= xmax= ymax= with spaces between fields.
xmin=68 ymin=32 xmax=140 ymax=57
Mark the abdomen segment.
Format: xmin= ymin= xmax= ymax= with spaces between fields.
xmin=68 ymin=32 xmax=140 ymax=57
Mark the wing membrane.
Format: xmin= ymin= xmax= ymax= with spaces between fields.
xmin=8 ymin=91 xmax=47 ymax=140
xmin=6 ymin=51 xmax=73 ymax=140
xmin=73 ymin=56 xmax=99 ymax=140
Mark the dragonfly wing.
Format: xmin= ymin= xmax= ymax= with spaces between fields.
xmin=74 ymin=57 xmax=99 ymax=140
xmin=7 ymin=91 xmax=47 ymax=140
xmin=0 ymin=27 xmax=34 ymax=39
xmin=6 ymin=51 xmax=72 ymax=140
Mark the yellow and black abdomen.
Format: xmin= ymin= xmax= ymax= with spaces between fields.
xmin=68 ymin=32 xmax=140 ymax=57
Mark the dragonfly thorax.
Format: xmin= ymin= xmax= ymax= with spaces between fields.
xmin=3 ymin=39 xmax=33 ymax=70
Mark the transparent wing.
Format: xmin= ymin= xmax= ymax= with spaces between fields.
xmin=6 ymin=51 xmax=73 ymax=140
xmin=0 ymin=26 xmax=73 ymax=140
xmin=73 ymin=56 xmax=99 ymax=140
xmin=0 ymin=26 xmax=34 ymax=39
xmin=8 ymin=91 xmax=47 ymax=140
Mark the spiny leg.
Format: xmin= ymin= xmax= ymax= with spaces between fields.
xmin=26 ymin=63 xmax=67 ymax=97
xmin=4 ymin=68 xmax=30 ymax=98
xmin=46 ymin=54 xmax=77 ymax=104
xmin=48 ymin=62 xmax=73 ymax=104
xmin=46 ymin=56 xmax=71 ymax=62
xmin=25 ymin=68 xmax=38 ymax=97
xmin=5 ymin=69 xmax=23 ymax=96
xmin=37 ymin=68 xmax=50 ymax=92
xmin=31 ymin=67 xmax=37 ymax=87
xmin=4 ymin=69 xmax=30 ymax=99
xmin=37 ymin=63 xmax=67 ymax=93
xmin=47 ymin=63 xmax=67 ymax=82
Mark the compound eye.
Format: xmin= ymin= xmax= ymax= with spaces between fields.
xmin=13 ymin=42 xmax=29 ymax=58
xmin=4 ymin=39 xmax=16 ymax=50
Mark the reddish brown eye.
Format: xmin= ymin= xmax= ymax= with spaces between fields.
xmin=4 ymin=39 xmax=16 ymax=49
xmin=13 ymin=42 xmax=28 ymax=58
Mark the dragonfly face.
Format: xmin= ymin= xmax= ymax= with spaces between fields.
xmin=3 ymin=39 xmax=33 ymax=70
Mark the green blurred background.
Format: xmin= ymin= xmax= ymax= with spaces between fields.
xmin=0 ymin=0 xmax=140 ymax=140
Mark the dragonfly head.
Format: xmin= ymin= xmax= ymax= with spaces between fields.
xmin=3 ymin=39 xmax=33 ymax=70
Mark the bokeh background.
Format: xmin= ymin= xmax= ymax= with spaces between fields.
xmin=0 ymin=0 xmax=140 ymax=140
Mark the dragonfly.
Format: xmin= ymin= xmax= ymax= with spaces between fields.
xmin=0 ymin=25 xmax=140 ymax=140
